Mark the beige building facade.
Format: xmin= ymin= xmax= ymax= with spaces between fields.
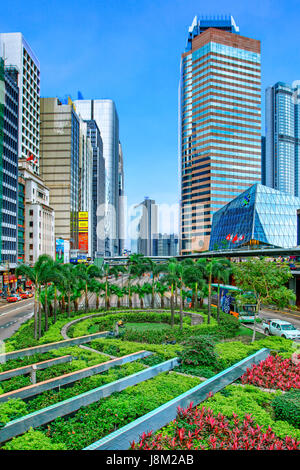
xmin=40 ymin=97 xmax=80 ymax=249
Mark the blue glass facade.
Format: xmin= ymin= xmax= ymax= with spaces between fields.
xmin=209 ymin=183 xmax=300 ymax=250
xmin=265 ymin=82 xmax=300 ymax=196
xmin=1 ymin=64 xmax=19 ymax=265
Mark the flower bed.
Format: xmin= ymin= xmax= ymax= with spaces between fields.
xmin=241 ymin=355 xmax=300 ymax=391
xmin=131 ymin=402 xmax=300 ymax=450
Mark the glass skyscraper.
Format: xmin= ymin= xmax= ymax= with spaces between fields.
xmin=179 ymin=15 xmax=261 ymax=254
xmin=0 ymin=59 xmax=19 ymax=266
xmin=265 ymin=82 xmax=300 ymax=196
xmin=74 ymin=99 xmax=120 ymax=257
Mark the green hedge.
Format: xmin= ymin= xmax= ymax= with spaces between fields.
xmin=3 ymin=428 xmax=67 ymax=450
xmin=272 ymin=390 xmax=300 ymax=428
xmin=90 ymin=338 xmax=181 ymax=360
xmin=70 ymin=311 xmax=239 ymax=344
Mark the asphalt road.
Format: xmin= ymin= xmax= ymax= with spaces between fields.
xmin=0 ymin=298 xmax=34 ymax=341
xmin=258 ymin=307 xmax=300 ymax=330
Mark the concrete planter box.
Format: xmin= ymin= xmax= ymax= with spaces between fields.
xmin=84 ymin=348 xmax=270 ymax=450
xmin=0 ymin=356 xmax=178 ymax=443
xmin=0 ymin=355 xmax=73 ymax=382
xmin=0 ymin=350 xmax=152 ymax=403
xmin=0 ymin=331 xmax=109 ymax=362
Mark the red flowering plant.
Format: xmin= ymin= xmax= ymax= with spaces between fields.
xmin=130 ymin=403 xmax=300 ymax=450
xmin=240 ymin=355 xmax=300 ymax=391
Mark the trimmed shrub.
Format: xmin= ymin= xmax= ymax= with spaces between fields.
xmin=3 ymin=428 xmax=67 ymax=450
xmin=272 ymin=390 xmax=300 ymax=428
xmin=0 ymin=399 xmax=28 ymax=428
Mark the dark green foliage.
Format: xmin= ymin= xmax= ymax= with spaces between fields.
xmin=272 ymin=390 xmax=300 ymax=428
xmin=178 ymin=335 xmax=218 ymax=368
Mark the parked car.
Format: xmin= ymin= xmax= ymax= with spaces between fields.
xmin=26 ymin=291 xmax=34 ymax=298
xmin=19 ymin=292 xmax=29 ymax=299
xmin=7 ymin=294 xmax=22 ymax=302
xmin=263 ymin=319 xmax=300 ymax=340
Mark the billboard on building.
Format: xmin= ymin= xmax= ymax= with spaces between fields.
xmin=78 ymin=211 xmax=88 ymax=252
xmin=56 ymin=238 xmax=64 ymax=263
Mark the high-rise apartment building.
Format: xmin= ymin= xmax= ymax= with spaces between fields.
xmin=0 ymin=59 xmax=19 ymax=267
xmin=0 ymin=33 xmax=40 ymax=175
xmin=265 ymin=82 xmax=300 ymax=196
xmin=179 ymin=16 xmax=261 ymax=254
xmin=40 ymin=97 xmax=80 ymax=249
xmin=74 ymin=99 xmax=120 ymax=256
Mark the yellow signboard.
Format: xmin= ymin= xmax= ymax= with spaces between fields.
xmin=79 ymin=211 xmax=88 ymax=220
xmin=79 ymin=220 xmax=89 ymax=229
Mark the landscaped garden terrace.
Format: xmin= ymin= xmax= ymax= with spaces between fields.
xmin=0 ymin=254 xmax=298 ymax=450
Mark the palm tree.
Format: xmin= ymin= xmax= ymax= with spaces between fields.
xmin=126 ymin=255 xmax=145 ymax=308
xmin=211 ymin=258 xmax=232 ymax=323
xmin=75 ymin=263 xmax=102 ymax=312
xmin=110 ymin=284 xmax=125 ymax=308
xmin=154 ymin=281 xmax=168 ymax=308
xmin=164 ymin=259 xmax=179 ymax=327
xmin=196 ymin=258 xmax=232 ymax=324
xmin=16 ymin=254 xmax=55 ymax=340
xmin=57 ymin=264 xmax=77 ymax=317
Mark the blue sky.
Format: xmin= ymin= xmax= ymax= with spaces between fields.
xmin=1 ymin=0 xmax=300 ymax=213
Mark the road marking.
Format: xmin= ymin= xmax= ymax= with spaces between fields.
xmin=0 ymin=298 xmax=33 ymax=310
xmin=0 ymin=304 xmax=34 ymax=318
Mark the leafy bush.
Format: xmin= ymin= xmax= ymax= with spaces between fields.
xmin=0 ymin=399 xmax=28 ymax=428
xmin=3 ymin=428 xmax=67 ymax=450
xmin=131 ymin=403 xmax=300 ymax=450
xmin=205 ymin=384 xmax=300 ymax=441
xmin=272 ymin=390 xmax=300 ymax=428
xmin=241 ymin=355 xmax=300 ymax=391
xmin=178 ymin=335 xmax=218 ymax=368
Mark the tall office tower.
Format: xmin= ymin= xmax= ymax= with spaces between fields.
xmin=0 ymin=33 xmax=40 ymax=175
xmin=118 ymin=141 xmax=125 ymax=255
xmin=74 ymin=99 xmax=120 ymax=257
xmin=0 ymin=59 xmax=19 ymax=267
xmin=85 ymin=119 xmax=105 ymax=258
xmin=40 ymin=97 xmax=80 ymax=249
xmin=179 ymin=16 xmax=261 ymax=254
xmin=78 ymin=118 xmax=93 ymax=258
xmin=136 ymin=198 xmax=158 ymax=256
xmin=265 ymin=82 xmax=300 ymax=196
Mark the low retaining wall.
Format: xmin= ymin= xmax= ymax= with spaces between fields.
xmin=84 ymin=348 xmax=270 ymax=450
xmin=0 ymin=350 xmax=152 ymax=403
xmin=0 ymin=331 xmax=109 ymax=362
xmin=0 ymin=355 xmax=73 ymax=382
xmin=0 ymin=356 xmax=178 ymax=443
